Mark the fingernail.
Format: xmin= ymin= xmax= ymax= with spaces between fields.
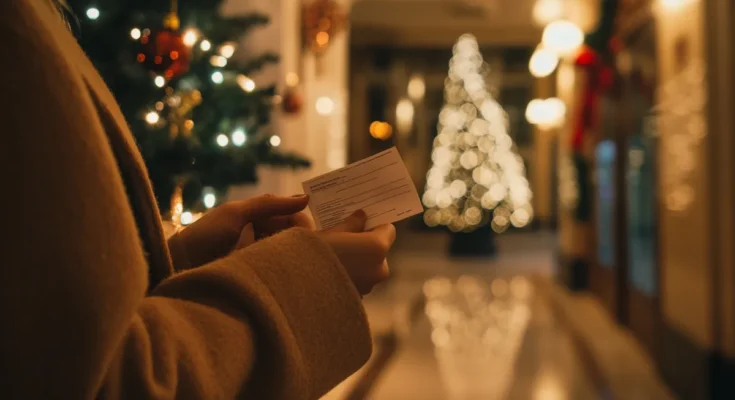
xmin=291 ymin=194 xmax=308 ymax=198
xmin=353 ymin=209 xmax=367 ymax=219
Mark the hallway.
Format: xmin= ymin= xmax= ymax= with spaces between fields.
xmin=322 ymin=229 xmax=673 ymax=400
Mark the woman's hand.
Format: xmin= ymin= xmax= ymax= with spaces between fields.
xmin=173 ymin=194 xmax=311 ymax=268
xmin=318 ymin=210 xmax=396 ymax=295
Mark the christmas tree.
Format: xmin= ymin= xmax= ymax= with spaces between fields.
xmin=66 ymin=0 xmax=310 ymax=216
xmin=422 ymin=34 xmax=533 ymax=234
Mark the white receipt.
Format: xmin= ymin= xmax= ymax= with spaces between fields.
xmin=302 ymin=147 xmax=423 ymax=230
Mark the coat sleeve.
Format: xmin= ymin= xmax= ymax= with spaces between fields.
xmin=0 ymin=4 xmax=371 ymax=399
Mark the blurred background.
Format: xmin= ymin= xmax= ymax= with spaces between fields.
xmin=67 ymin=0 xmax=734 ymax=398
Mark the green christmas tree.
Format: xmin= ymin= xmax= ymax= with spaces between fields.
xmin=66 ymin=0 xmax=310 ymax=216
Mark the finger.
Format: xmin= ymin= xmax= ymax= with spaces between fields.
xmin=254 ymin=211 xmax=315 ymax=239
xmin=325 ymin=209 xmax=367 ymax=233
xmin=235 ymin=194 xmax=310 ymax=223
xmin=235 ymin=223 xmax=256 ymax=249
xmin=290 ymin=211 xmax=316 ymax=230
xmin=368 ymin=224 xmax=397 ymax=250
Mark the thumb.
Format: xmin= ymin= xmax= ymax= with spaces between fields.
xmin=327 ymin=209 xmax=367 ymax=233
xmin=239 ymin=194 xmax=310 ymax=221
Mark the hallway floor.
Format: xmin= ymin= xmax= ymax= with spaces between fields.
xmin=322 ymin=227 xmax=672 ymax=400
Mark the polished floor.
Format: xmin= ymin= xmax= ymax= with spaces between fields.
xmin=322 ymin=228 xmax=605 ymax=400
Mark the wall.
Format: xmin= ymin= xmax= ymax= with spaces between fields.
xmin=654 ymin=0 xmax=712 ymax=350
xmin=223 ymin=0 xmax=351 ymax=198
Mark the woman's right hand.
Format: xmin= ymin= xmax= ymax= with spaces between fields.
xmin=318 ymin=210 xmax=396 ymax=295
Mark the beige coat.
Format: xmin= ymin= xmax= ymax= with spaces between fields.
xmin=0 ymin=1 xmax=371 ymax=399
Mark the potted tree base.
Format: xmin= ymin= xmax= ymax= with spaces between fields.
xmin=449 ymin=225 xmax=497 ymax=258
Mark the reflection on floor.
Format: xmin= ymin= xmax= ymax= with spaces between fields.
xmin=321 ymin=228 xmax=648 ymax=400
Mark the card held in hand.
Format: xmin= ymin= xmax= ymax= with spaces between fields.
xmin=302 ymin=147 xmax=424 ymax=230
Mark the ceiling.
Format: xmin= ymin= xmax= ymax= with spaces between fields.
xmin=350 ymin=0 xmax=542 ymax=47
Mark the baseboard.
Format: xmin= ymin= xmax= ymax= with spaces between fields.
xmin=661 ymin=323 xmax=735 ymax=399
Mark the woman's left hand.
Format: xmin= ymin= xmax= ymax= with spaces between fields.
xmin=171 ymin=194 xmax=313 ymax=269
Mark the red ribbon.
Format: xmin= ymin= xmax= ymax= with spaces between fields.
xmin=572 ymin=46 xmax=614 ymax=152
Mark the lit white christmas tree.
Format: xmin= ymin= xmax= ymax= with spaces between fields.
xmin=422 ymin=34 xmax=533 ymax=233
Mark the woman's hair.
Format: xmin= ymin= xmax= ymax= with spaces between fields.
xmin=48 ymin=0 xmax=74 ymax=30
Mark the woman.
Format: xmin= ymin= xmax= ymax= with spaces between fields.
xmin=0 ymin=1 xmax=396 ymax=399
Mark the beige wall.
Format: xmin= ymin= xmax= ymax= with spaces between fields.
xmin=654 ymin=0 xmax=713 ymax=349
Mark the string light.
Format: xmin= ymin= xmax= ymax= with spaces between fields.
xmin=231 ymin=128 xmax=246 ymax=147
xmin=269 ymin=135 xmax=282 ymax=147
xmin=315 ymin=96 xmax=336 ymax=115
xmin=180 ymin=211 xmax=194 ymax=226
xmin=154 ymin=76 xmax=165 ymax=88
xmin=529 ymin=46 xmax=559 ymax=78
xmin=182 ymin=29 xmax=199 ymax=47
xmin=525 ymin=97 xmax=566 ymax=128
xmin=237 ymin=75 xmax=256 ymax=92
xmin=200 ymin=40 xmax=212 ymax=51
xmin=210 ymin=56 xmax=227 ymax=68
xmin=145 ymin=111 xmax=160 ymax=125
xmin=211 ymin=71 xmax=224 ymax=84
xmin=219 ymin=42 xmax=236 ymax=58
xmin=216 ymin=133 xmax=229 ymax=147
xmin=203 ymin=187 xmax=216 ymax=209
xmin=86 ymin=7 xmax=100 ymax=20
xmin=130 ymin=28 xmax=141 ymax=40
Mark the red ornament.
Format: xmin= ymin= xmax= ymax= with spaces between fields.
xmin=137 ymin=21 xmax=191 ymax=79
xmin=281 ymin=88 xmax=303 ymax=115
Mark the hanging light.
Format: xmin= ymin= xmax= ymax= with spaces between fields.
xmin=315 ymin=96 xmax=336 ymax=115
xmin=529 ymin=46 xmax=559 ymax=78
xmin=203 ymin=187 xmax=217 ymax=209
xmin=542 ymin=20 xmax=584 ymax=56
xmin=200 ymin=40 xmax=212 ymax=51
xmin=211 ymin=71 xmax=224 ymax=84
xmin=532 ymin=0 xmax=565 ymax=27
xmin=396 ymin=98 xmax=415 ymax=136
xmin=231 ymin=128 xmax=246 ymax=147
xmin=407 ymin=75 xmax=426 ymax=101
xmin=86 ymin=7 xmax=100 ymax=20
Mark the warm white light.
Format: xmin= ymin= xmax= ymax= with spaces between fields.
xmin=231 ymin=129 xmax=246 ymax=147
xmin=396 ymin=98 xmax=415 ymax=136
xmin=542 ymin=20 xmax=584 ymax=56
xmin=183 ymin=29 xmax=199 ymax=47
xmin=237 ymin=75 xmax=256 ymax=92
xmin=286 ymin=72 xmax=300 ymax=87
xmin=180 ymin=211 xmax=194 ymax=226
xmin=154 ymin=76 xmax=166 ymax=88
xmin=211 ymin=71 xmax=224 ymax=84
xmin=526 ymin=98 xmax=566 ymax=128
xmin=86 ymin=8 xmax=100 ymax=20
xmin=269 ymin=135 xmax=281 ymax=147
xmin=216 ymin=133 xmax=229 ymax=147
xmin=529 ymin=47 xmax=560 ymax=78
xmin=408 ymin=75 xmax=426 ymax=101
xmin=203 ymin=189 xmax=216 ymax=209
xmin=145 ymin=111 xmax=160 ymax=125
xmin=533 ymin=0 xmax=565 ymax=26
xmin=219 ymin=42 xmax=237 ymax=58
xmin=200 ymin=40 xmax=212 ymax=51
xmin=659 ymin=0 xmax=692 ymax=11
xmin=210 ymin=56 xmax=227 ymax=68
xmin=130 ymin=28 xmax=141 ymax=40
xmin=315 ymin=96 xmax=336 ymax=115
